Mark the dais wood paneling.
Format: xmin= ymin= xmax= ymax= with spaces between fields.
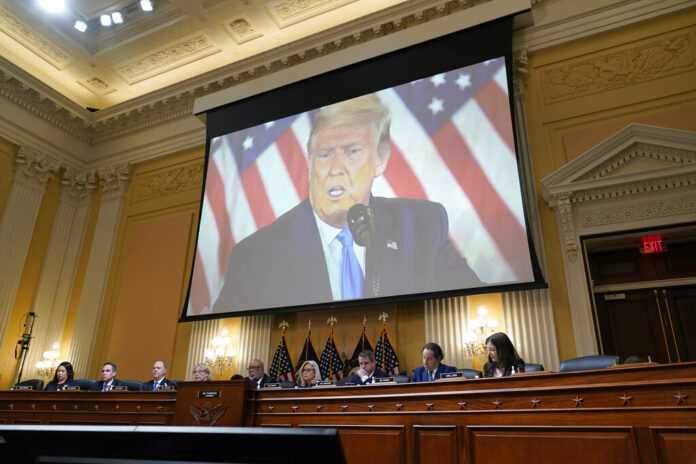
xmin=414 ymin=425 xmax=458 ymax=464
xmin=651 ymin=427 xmax=696 ymax=464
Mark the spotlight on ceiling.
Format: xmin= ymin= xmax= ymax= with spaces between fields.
xmin=140 ymin=0 xmax=154 ymax=12
xmin=111 ymin=11 xmax=124 ymax=24
xmin=74 ymin=20 xmax=87 ymax=32
xmin=100 ymin=14 xmax=112 ymax=26
xmin=38 ymin=0 xmax=66 ymax=13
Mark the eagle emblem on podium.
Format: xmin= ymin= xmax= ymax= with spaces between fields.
xmin=189 ymin=401 xmax=227 ymax=426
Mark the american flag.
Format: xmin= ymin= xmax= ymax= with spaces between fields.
xmin=318 ymin=330 xmax=344 ymax=382
xmin=187 ymin=57 xmax=532 ymax=316
xmin=374 ymin=326 xmax=400 ymax=375
xmin=295 ymin=329 xmax=320 ymax=372
xmin=269 ymin=332 xmax=295 ymax=382
xmin=346 ymin=326 xmax=374 ymax=375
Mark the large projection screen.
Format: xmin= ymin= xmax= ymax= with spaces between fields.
xmin=182 ymin=15 xmax=545 ymax=320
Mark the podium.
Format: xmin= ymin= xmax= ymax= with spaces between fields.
xmin=173 ymin=379 xmax=252 ymax=426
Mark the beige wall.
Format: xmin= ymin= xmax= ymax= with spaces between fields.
xmin=524 ymin=10 xmax=696 ymax=361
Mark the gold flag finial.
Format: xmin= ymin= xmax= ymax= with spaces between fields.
xmin=308 ymin=319 xmax=312 ymax=330
xmin=327 ymin=316 xmax=337 ymax=327
xmin=278 ymin=320 xmax=289 ymax=332
xmin=363 ymin=315 xmax=367 ymax=326
xmin=379 ymin=312 xmax=389 ymax=323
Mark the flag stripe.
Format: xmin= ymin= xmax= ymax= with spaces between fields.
xmin=241 ymin=163 xmax=275 ymax=230
xmin=382 ymin=142 xmax=428 ymax=200
xmin=276 ymin=129 xmax=309 ymax=200
xmin=474 ymin=78 xmax=515 ymax=153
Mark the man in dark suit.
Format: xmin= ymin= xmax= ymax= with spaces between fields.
xmin=411 ymin=342 xmax=457 ymax=382
xmin=89 ymin=362 xmax=127 ymax=391
xmin=141 ymin=360 xmax=176 ymax=391
xmin=345 ymin=350 xmax=389 ymax=385
xmin=243 ymin=359 xmax=274 ymax=389
xmin=212 ymin=94 xmax=481 ymax=314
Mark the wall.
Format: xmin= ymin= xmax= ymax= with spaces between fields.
xmin=524 ymin=9 xmax=696 ymax=361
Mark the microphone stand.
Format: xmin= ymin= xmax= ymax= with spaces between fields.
xmin=15 ymin=312 xmax=37 ymax=385
xmin=347 ymin=204 xmax=381 ymax=297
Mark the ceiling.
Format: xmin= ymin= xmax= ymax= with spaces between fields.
xmin=0 ymin=0 xmax=416 ymax=111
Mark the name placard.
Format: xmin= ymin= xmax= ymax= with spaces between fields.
xmin=198 ymin=390 xmax=221 ymax=398
xmin=316 ymin=380 xmax=333 ymax=386
xmin=441 ymin=372 xmax=463 ymax=379
xmin=63 ymin=385 xmax=80 ymax=391
xmin=263 ymin=382 xmax=281 ymax=388
xmin=111 ymin=385 xmax=128 ymax=391
xmin=160 ymin=385 xmax=176 ymax=391
xmin=12 ymin=385 xmax=32 ymax=390
xmin=374 ymin=377 xmax=395 ymax=383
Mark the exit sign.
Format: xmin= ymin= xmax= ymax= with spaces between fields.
xmin=640 ymin=236 xmax=666 ymax=254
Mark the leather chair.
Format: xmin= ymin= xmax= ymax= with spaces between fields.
xmin=74 ymin=378 xmax=96 ymax=390
xmin=559 ymin=355 xmax=619 ymax=372
xmin=525 ymin=363 xmax=545 ymax=372
xmin=457 ymin=368 xmax=483 ymax=379
xmin=122 ymin=380 xmax=144 ymax=391
xmin=14 ymin=379 xmax=44 ymax=390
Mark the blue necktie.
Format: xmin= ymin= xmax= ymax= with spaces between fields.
xmin=337 ymin=228 xmax=364 ymax=299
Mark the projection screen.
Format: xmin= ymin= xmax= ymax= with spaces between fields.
xmin=182 ymin=14 xmax=545 ymax=320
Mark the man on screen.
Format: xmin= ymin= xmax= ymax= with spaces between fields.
xmin=213 ymin=94 xmax=480 ymax=313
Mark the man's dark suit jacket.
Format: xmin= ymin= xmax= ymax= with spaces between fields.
xmin=345 ymin=368 xmax=389 ymax=385
xmin=410 ymin=363 xmax=457 ymax=382
xmin=213 ymin=197 xmax=481 ymax=313
xmin=89 ymin=378 xmax=127 ymax=391
xmin=244 ymin=373 xmax=274 ymax=388
xmin=141 ymin=377 xmax=177 ymax=391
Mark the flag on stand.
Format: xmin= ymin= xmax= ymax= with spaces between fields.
xmin=269 ymin=332 xmax=295 ymax=382
xmin=346 ymin=326 xmax=374 ymax=375
xmin=374 ymin=326 xmax=400 ymax=375
xmin=187 ymin=57 xmax=531 ymax=316
xmin=295 ymin=328 xmax=320 ymax=372
xmin=319 ymin=329 xmax=345 ymax=382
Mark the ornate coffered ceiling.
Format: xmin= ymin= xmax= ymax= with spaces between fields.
xmin=0 ymin=0 xmax=692 ymax=158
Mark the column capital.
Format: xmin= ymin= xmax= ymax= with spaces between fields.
xmin=61 ymin=168 xmax=98 ymax=204
xmin=98 ymin=163 xmax=132 ymax=199
xmin=15 ymin=146 xmax=60 ymax=189
xmin=512 ymin=48 xmax=529 ymax=103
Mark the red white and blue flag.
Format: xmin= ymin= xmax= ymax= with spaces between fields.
xmin=187 ymin=57 xmax=532 ymax=316
xmin=269 ymin=332 xmax=294 ymax=383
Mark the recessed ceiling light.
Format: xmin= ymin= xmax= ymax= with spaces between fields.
xmin=38 ymin=0 xmax=65 ymax=13
xmin=74 ymin=20 xmax=87 ymax=32
xmin=100 ymin=14 xmax=112 ymax=26
xmin=140 ymin=0 xmax=154 ymax=12
xmin=112 ymin=11 xmax=124 ymax=24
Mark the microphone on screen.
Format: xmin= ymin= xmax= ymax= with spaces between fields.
xmin=347 ymin=203 xmax=380 ymax=296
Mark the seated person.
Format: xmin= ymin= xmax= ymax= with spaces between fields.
xmin=230 ymin=374 xmax=245 ymax=380
xmin=141 ymin=360 xmax=176 ymax=391
xmin=89 ymin=362 xmax=127 ymax=391
xmin=344 ymin=350 xmax=389 ymax=385
xmin=411 ymin=342 xmax=457 ymax=382
xmin=44 ymin=361 xmax=79 ymax=391
xmin=483 ymin=332 xmax=525 ymax=377
xmin=297 ymin=360 xmax=322 ymax=388
xmin=244 ymin=359 xmax=274 ymax=388
xmin=192 ymin=363 xmax=212 ymax=381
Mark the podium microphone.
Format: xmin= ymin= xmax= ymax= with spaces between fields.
xmin=347 ymin=204 xmax=380 ymax=296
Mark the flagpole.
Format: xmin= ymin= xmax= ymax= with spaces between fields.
xmin=278 ymin=320 xmax=289 ymax=380
xmin=327 ymin=316 xmax=337 ymax=380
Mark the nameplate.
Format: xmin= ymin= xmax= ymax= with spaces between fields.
xmin=63 ymin=385 xmax=80 ymax=390
xmin=111 ymin=386 xmax=128 ymax=391
xmin=263 ymin=382 xmax=281 ymax=388
xmin=316 ymin=380 xmax=333 ymax=386
xmin=441 ymin=372 xmax=463 ymax=379
xmin=160 ymin=385 xmax=176 ymax=391
xmin=374 ymin=377 xmax=395 ymax=383
xmin=12 ymin=385 xmax=32 ymax=390
xmin=198 ymin=390 xmax=221 ymax=398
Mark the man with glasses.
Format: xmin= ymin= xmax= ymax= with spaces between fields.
xmin=242 ymin=359 xmax=273 ymax=388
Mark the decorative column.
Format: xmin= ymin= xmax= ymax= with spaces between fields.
xmin=237 ymin=314 xmax=272 ymax=373
xmin=67 ymin=164 xmax=131 ymax=378
xmin=24 ymin=168 xmax=97 ymax=377
xmin=0 ymin=147 xmax=58 ymax=348
xmin=186 ymin=319 xmax=220 ymax=380
xmin=502 ymin=288 xmax=560 ymax=372
xmin=424 ymin=296 xmax=471 ymax=369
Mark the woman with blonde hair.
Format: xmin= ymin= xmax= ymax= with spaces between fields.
xmin=192 ymin=363 xmax=212 ymax=381
xmin=296 ymin=360 xmax=322 ymax=388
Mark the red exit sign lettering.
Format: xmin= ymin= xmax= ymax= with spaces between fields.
xmin=640 ymin=236 xmax=666 ymax=254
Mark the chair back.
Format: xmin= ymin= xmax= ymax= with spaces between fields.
xmin=525 ymin=363 xmax=545 ymax=372
xmin=74 ymin=378 xmax=96 ymax=390
xmin=15 ymin=379 xmax=44 ymax=390
xmin=559 ymin=355 xmax=619 ymax=372
xmin=123 ymin=380 xmax=143 ymax=391
xmin=456 ymin=368 xmax=483 ymax=379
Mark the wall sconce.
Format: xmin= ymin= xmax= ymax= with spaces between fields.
xmin=35 ymin=343 xmax=61 ymax=378
xmin=204 ymin=327 xmax=236 ymax=376
xmin=463 ymin=306 xmax=498 ymax=361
